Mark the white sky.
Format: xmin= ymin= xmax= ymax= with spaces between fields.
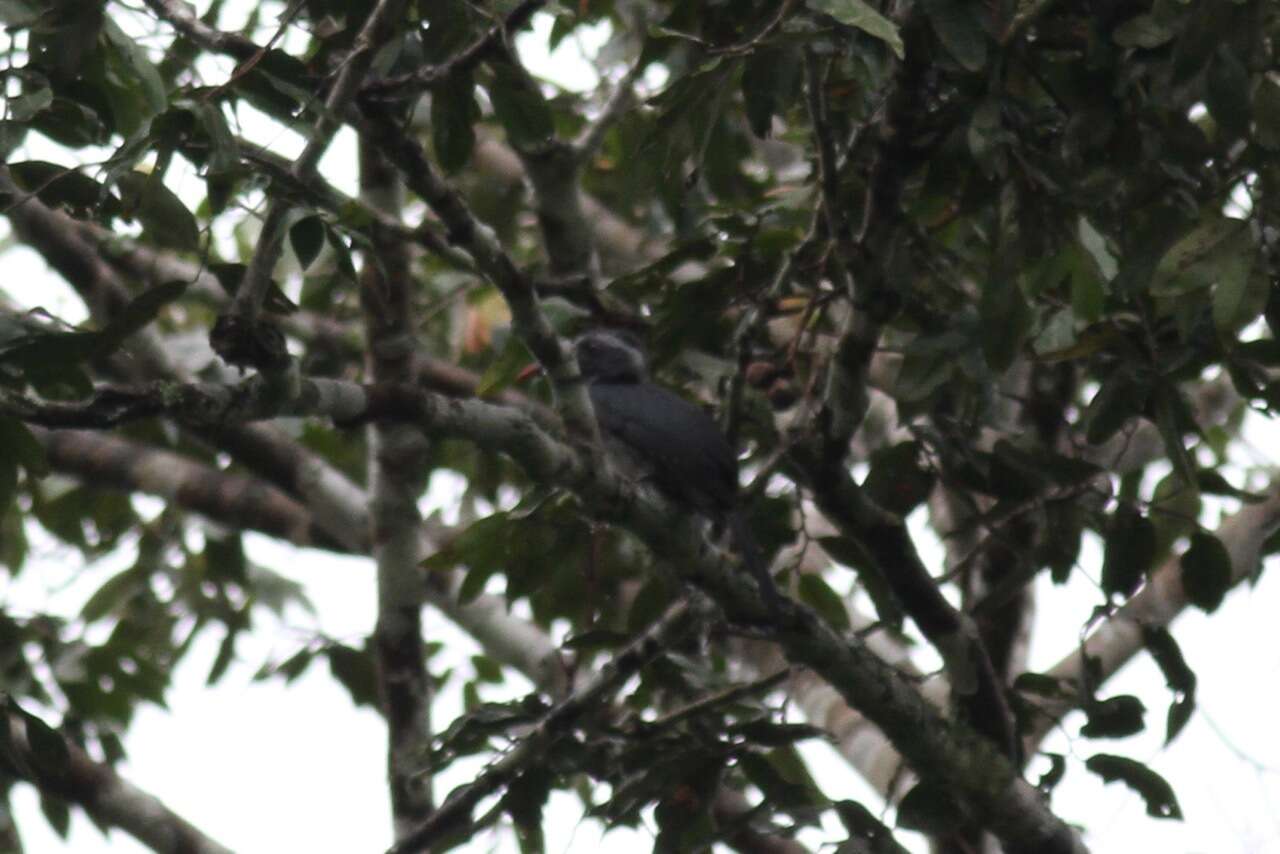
xmin=3 ymin=5 xmax=1280 ymax=854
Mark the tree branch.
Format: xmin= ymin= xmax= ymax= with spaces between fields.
xmin=352 ymin=104 xmax=599 ymax=440
xmin=359 ymin=140 xmax=436 ymax=835
xmin=2 ymin=702 xmax=233 ymax=854
xmin=210 ymin=0 xmax=411 ymax=371
xmin=34 ymin=427 xmax=340 ymax=550
xmin=1026 ymin=485 xmax=1280 ymax=751
xmin=360 ymin=0 xmax=545 ymax=98
xmin=386 ymin=600 xmax=700 ymax=854
xmin=0 ymin=373 xmax=1084 ymax=852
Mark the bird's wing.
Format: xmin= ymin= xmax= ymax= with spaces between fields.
xmin=587 ymin=383 xmax=738 ymax=517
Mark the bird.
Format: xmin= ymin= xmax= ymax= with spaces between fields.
xmin=572 ymin=330 xmax=780 ymax=611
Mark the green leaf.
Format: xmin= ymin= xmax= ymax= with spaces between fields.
xmin=1042 ymin=501 xmax=1083 ymax=584
xmin=4 ymin=697 xmax=71 ymax=781
xmin=33 ymin=98 xmax=109 ymax=148
xmin=290 ymin=214 xmax=325 ymax=271
xmin=421 ymin=512 xmax=512 ymax=586
xmin=80 ymin=567 xmax=144 ymax=622
xmin=1085 ymin=369 xmax=1149 ymax=445
xmin=818 ymin=535 xmax=903 ymax=630
xmin=738 ymin=752 xmax=819 ymax=810
xmin=432 ymin=697 xmax=548 ymax=766
xmin=40 ymin=793 xmax=71 ymax=839
xmin=0 ymin=280 xmax=185 ymax=381
xmin=728 ymin=720 xmax=827 ymax=748
xmin=742 ymin=48 xmax=801 ymax=138
xmin=0 ymin=0 xmax=37 ymax=25
xmin=1143 ymin=626 xmax=1197 ymax=745
xmin=501 ymin=768 xmax=550 ymax=854
xmin=989 ymin=439 xmax=1053 ymax=500
xmin=797 ymin=574 xmax=851 ymax=631
xmin=0 ymin=457 xmax=16 ymax=515
xmin=1151 ymin=384 xmax=1197 ymax=485
xmin=1151 ymin=215 xmax=1248 ymax=296
xmin=207 ymin=630 xmax=237 ymax=686
xmin=1194 ymin=470 xmax=1267 ymax=503
xmin=0 ymin=415 xmax=48 ymax=477
xmin=471 ymin=654 xmax=504 ymax=684
xmin=808 ymin=0 xmax=904 ymax=58
xmin=922 ymin=0 xmax=987 ymax=72
xmin=979 ymin=275 xmax=1031 ymax=371
xmin=257 ymin=647 xmax=315 ymax=683
xmin=1204 ymin=46 xmax=1250 ymax=138
xmin=325 ymin=225 xmax=357 ymax=280
xmin=1101 ymin=506 xmax=1156 ymax=598
xmin=627 ymin=578 xmax=674 ymax=633
xmin=1212 ymin=258 xmax=1264 ymax=335
xmin=1112 ymin=14 xmax=1178 ymax=48
xmin=894 ymin=332 xmax=962 ymax=402
xmin=208 ymin=262 xmax=297 ymax=314
xmin=1032 ymin=307 xmax=1077 ymax=358
xmin=1081 ymin=695 xmax=1146 ymax=739
xmin=476 ymin=336 xmax=534 ymax=398
xmin=422 ymin=0 xmax=476 ymax=60
xmin=1255 ymin=74 xmax=1280 ymax=150
xmin=561 ymin=629 xmax=630 ymax=651
xmin=1085 ymin=754 xmax=1182 ymax=819
xmin=192 ymin=101 xmax=238 ymax=175
xmin=834 ymin=800 xmax=910 ymax=853
xmin=1069 ymin=269 xmax=1105 ymax=329
xmin=97 ymin=279 xmax=188 ymax=355
xmin=489 ymin=64 xmax=555 ymax=150
xmin=1077 ymin=217 xmax=1118 ymax=281
xmin=6 ymin=78 xmax=51 ymax=122
xmin=1036 ymin=753 xmax=1067 ymax=794
xmin=103 ymin=18 xmax=167 ymax=116
xmin=896 ymin=782 xmax=966 ymax=833
xmin=1180 ymin=531 xmax=1232 ymax=613
xmin=0 ymin=120 xmax=27 ymax=160
xmin=116 ymin=171 xmax=200 ymax=251
xmin=247 ymin=563 xmax=313 ymax=616
xmin=1150 ymin=471 xmax=1201 ymax=561
xmin=325 ymin=643 xmax=379 ymax=708
xmin=8 ymin=160 xmax=120 ymax=216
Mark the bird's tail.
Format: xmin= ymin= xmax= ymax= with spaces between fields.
xmin=727 ymin=509 xmax=782 ymax=616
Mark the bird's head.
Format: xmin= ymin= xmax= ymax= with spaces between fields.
xmin=574 ymin=330 xmax=648 ymax=384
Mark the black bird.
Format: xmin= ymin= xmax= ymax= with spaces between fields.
xmin=574 ymin=330 xmax=779 ymax=610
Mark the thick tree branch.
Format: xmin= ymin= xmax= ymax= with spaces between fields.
xmin=0 ymin=167 xmax=369 ymax=553
xmin=1026 ymin=486 xmax=1280 ymax=751
xmin=359 ymin=142 xmax=436 ymax=835
xmin=35 ymin=421 xmax=569 ymax=699
xmin=35 ymin=427 xmax=340 ymax=550
xmin=361 ymin=0 xmax=545 ymax=98
xmin=2 ymin=702 xmax=232 ymax=854
xmin=352 ymin=104 xmax=599 ymax=440
xmin=4 ymin=177 xmax=570 ymax=703
xmin=573 ymin=59 xmax=647 ymax=162
xmin=141 ymin=0 xmax=258 ymax=62
xmin=790 ymin=449 xmax=1019 ymax=762
xmin=227 ymin=138 xmax=474 ymax=271
xmin=0 ymin=374 xmax=1083 ymax=852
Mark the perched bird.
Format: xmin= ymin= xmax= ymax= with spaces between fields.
xmin=573 ymin=330 xmax=779 ymax=610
